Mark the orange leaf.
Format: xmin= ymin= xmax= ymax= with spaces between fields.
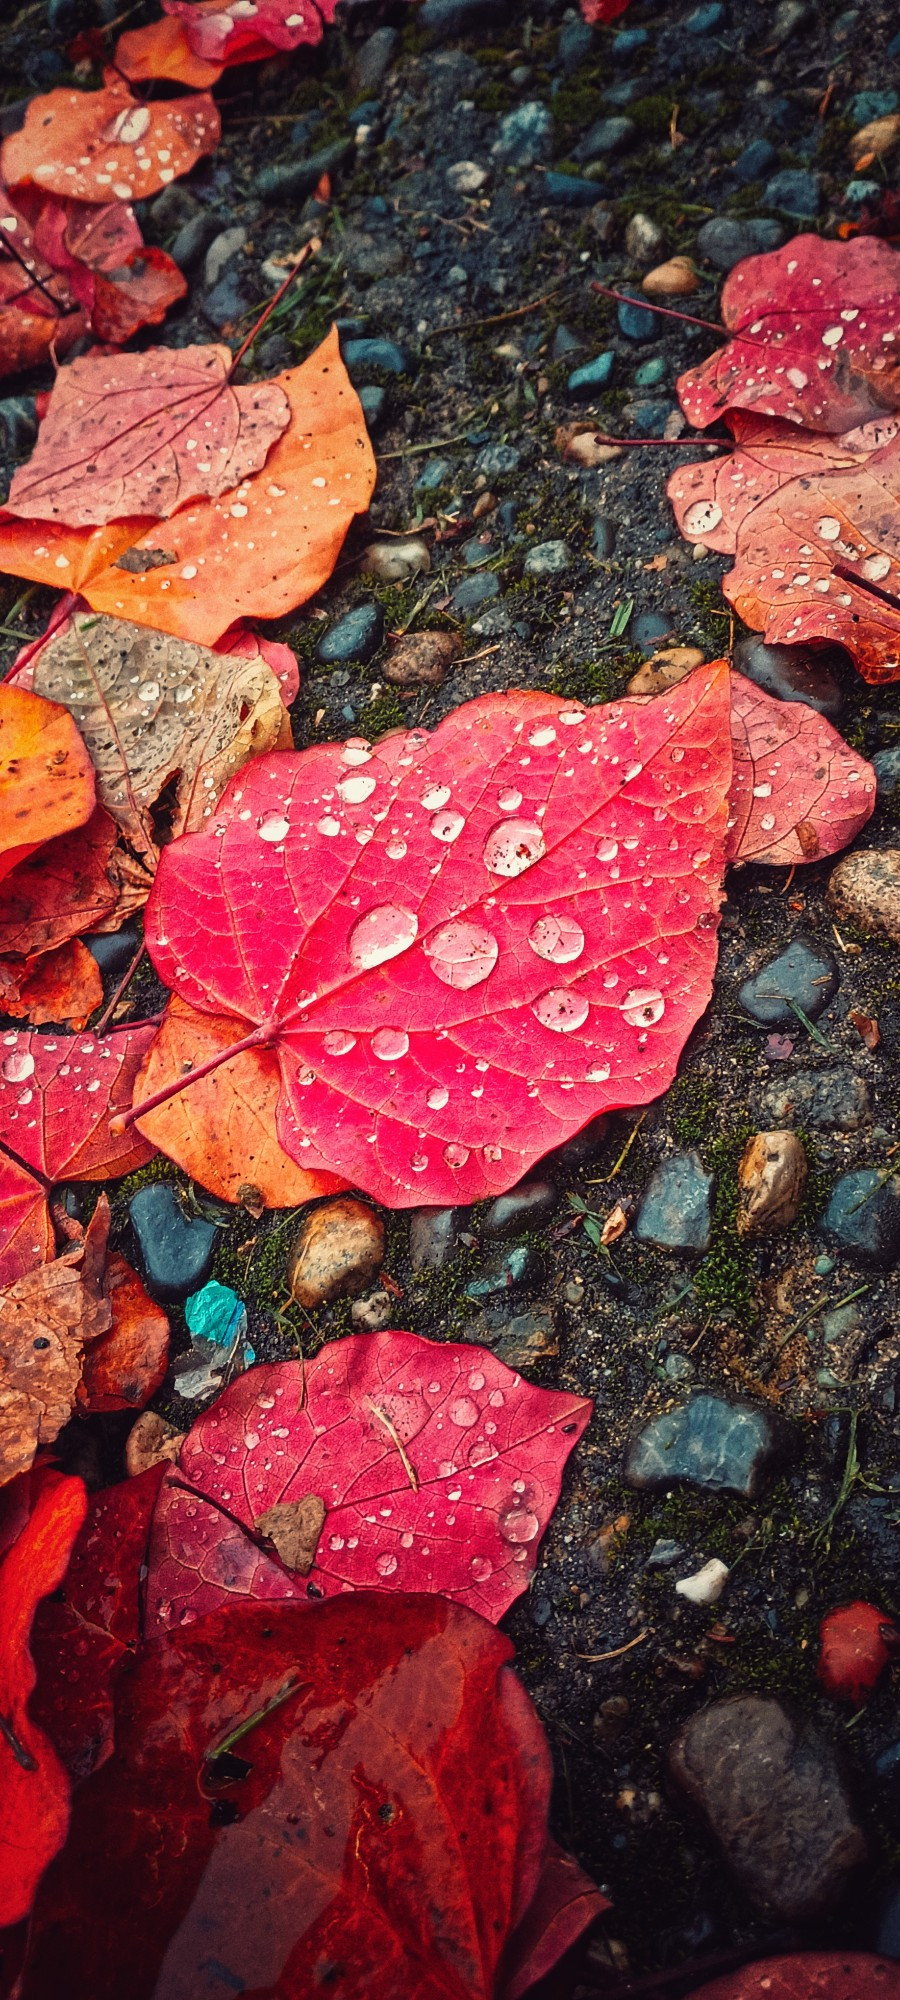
xmin=2 ymin=80 xmax=220 ymax=206
xmin=0 ymin=805 xmax=119 ymax=958
xmin=0 ymin=1199 xmax=111 ymax=1489
xmin=90 ymin=246 xmax=188 ymax=346
xmin=0 ymin=939 xmax=102 ymax=1029
xmin=0 ymin=1468 xmax=87 ymax=1924
xmin=0 ymin=685 xmax=96 ymax=883
xmin=114 ymin=17 xmax=224 ymax=86
xmin=78 ymin=1252 xmax=169 ymax=1413
xmin=135 ymin=996 xmax=349 ymax=1207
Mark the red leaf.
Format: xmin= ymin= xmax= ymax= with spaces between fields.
xmin=8 ymin=345 xmax=290 ymax=527
xmin=77 ymin=1253 xmax=169 ymax=1414
xmin=0 ymin=262 xmax=85 ymax=378
xmin=501 ymin=1840 xmax=610 ymax=2000
xmin=579 ymin=0 xmax=632 ymax=18
xmin=90 ymin=247 xmax=188 ymax=345
xmin=0 ymin=1467 xmax=87 ymax=1925
xmin=1 ymin=80 xmax=220 ymax=207
xmin=29 ymin=1465 xmax=165 ymax=1783
xmin=145 ymin=1335 xmax=591 ymax=1630
xmin=141 ymin=668 xmax=732 ymax=1205
xmin=817 ymin=1601 xmax=899 ymax=1704
xmin=162 ymin=0 xmax=340 ymax=65
xmin=667 ymin=412 xmax=900 ymax=555
xmin=726 ymin=670 xmax=876 ymax=868
xmin=0 ymin=937 xmax=102 ymax=1030
xmin=0 ymin=1023 xmax=156 ymax=1285
xmin=678 ymin=235 xmax=900 ymax=436
xmin=687 ymin=1956 xmax=900 ymax=2000
xmin=21 ymin=1591 xmax=593 ymax=2000
xmin=114 ymin=17 xmax=224 ymax=86
xmin=216 ymin=623 xmax=300 ymax=707
xmin=0 ymin=805 xmax=120 ymax=958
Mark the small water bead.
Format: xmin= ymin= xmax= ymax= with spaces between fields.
xmin=385 ymin=838 xmax=407 ymax=860
xmin=468 ymin=1438 xmax=495 ymax=1467
xmin=410 ymin=1152 xmax=429 ymax=1172
xmin=338 ymin=772 xmax=377 ymax=805
xmin=349 ymin=903 xmax=418 ymax=970
xmin=862 ymin=553 xmax=892 ymax=583
xmin=760 ymin=813 xmax=776 ymax=831
xmin=317 ymin=815 xmax=341 ymax=837
xmin=443 ymin=1143 xmax=470 ymax=1169
xmin=596 ymin=838 xmax=618 ymax=863
xmin=449 ymin=1397 xmax=479 ymax=1427
xmin=498 ymin=1504 xmax=540 ymax=1545
xmin=341 ymin=740 xmax=372 ymax=767
xmin=400 ymin=1532 xmax=414 ymax=1549
xmin=498 ymin=788 xmax=523 ymax=812
xmin=533 ymin=989 xmax=589 ymax=1034
xmin=376 ymin=1552 xmax=398 ymax=1578
xmin=470 ymin=1554 xmax=493 ymax=1582
xmin=483 ymin=1143 xmax=503 ymax=1164
xmin=430 ymin=809 xmax=466 ymax=843
xmin=483 ymin=819 xmax=545 ymax=877
xmin=424 ymin=919 xmax=498 ymax=990
xmin=528 ymin=724 xmax=557 ymax=748
xmin=372 ymin=1028 xmax=409 ymax=1061
xmin=620 ymin=986 xmax=665 ymax=1027
xmin=2 ymin=1052 xmax=34 ymax=1083
xmin=528 ymin=914 xmax=585 ymax=964
xmin=323 ymin=1030 xmax=356 ymax=1056
xmin=426 ymin=1085 xmax=449 ymax=1111
xmin=421 ymin=784 xmax=450 ymax=810
xmin=670 ymin=747 xmax=685 ymax=764
xmin=558 ymin=709 xmax=585 ymax=727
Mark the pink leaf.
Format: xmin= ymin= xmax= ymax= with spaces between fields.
xmin=162 ymin=0 xmax=340 ymax=64
xmin=668 ymin=411 xmax=900 ymax=555
xmin=145 ymin=1333 xmax=592 ymax=1630
xmin=726 ymin=669 xmax=876 ymax=867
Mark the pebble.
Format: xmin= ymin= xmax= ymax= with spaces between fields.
xmin=465 ymin=1244 xmax=539 ymax=1300
xmin=484 ymin=1179 xmax=557 ymax=1238
xmin=383 ymin=631 xmax=461 ymax=688
xmin=828 ymin=849 xmax=900 ymax=945
xmin=851 ymin=115 xmax=900 ymax=165
xmin=409 ymin=1206 xmax=459 ymax=1273
xmin=558 ymin=16 xmax=594 ymax=69
xmin=358 ymin=386 xmax=388 ymax=429
xmin=0 ymin=395 xmax=38 ymax=456
xmin=737 ymin=1130 xmax=808 ymax=1238
xmin=617 ymin=294 xmax=660 ymax=342
xmin=634 ymin=1151 xmax=713 ymax=1253
xmin=523 ymin=540 xmax=572 ymax=578
xmin=475 ymin=442 xmax=520 ymax=479
xmin=592 ymin=516 xmax=618 ymax=558
xmin=568 ymin=351 xmax=615 ymax=397
xmin=446 ymin=160 xmax=487 ymax=195
xmin=732 ymin=635 xmax=844 ymax=717
xmin=764 ymin=169 xmax=821 ymax=217
xmin=669 ymin=1695 xmax=867 ymax=1920
xmin=625 ymin=215 xmax=663 ymax=265
xmin=849 ymin=89 xmax=899 ymax=123
xmin=820 ymin=1171 xmax=900 ymax=1271
xmin=675 ymin=1558 xmax=729 ymax=1605
xmin=626 ymin=1392 xmax=793 ymax=1497
xmin=171 ymin=212 xmax=222 ymax=272
xmin=203 ymin=226 xmax=246 ymax=291
xmin=360 ymin=538 xmax=430 ymax=584
xmin=575 ymin=116 xmax=636 ymax=162
xmin=551 ymin=324 xmax=582 ymax=362
xmin=626 ymin=646 xmax=705 ymax=696
xmin=341 ymin=337 xmax=408 ymax=378
xmin=768 ymin=0 xmax=812 ymax=42
xmin=738 ymin=938 xmax=838 ymax=1026
xmin=420 ymin=0 xmax=500 ymax=36
xmin=85 ymin=923 xmax=141 ymax=978
xmin=544 ymin=172 xmax=604 ymax=206
xmin=872 ymin=748 xmax=900 ymax=797
xmin=315 ymin=603 xmax=383 ymax=666
xmin=256 ymin=138 xmax=352 ymax=201
xmin=685 ymin=2 xmax=725 ymax=28
xmin=415 ymin=457 xmax=452 ymax=493
xmin=632 ymin=610 xmax=675 ymax=654
xmin=289 ymin=1197 xmax=385 ymax=1308
xmin=350 ymin=1289 xmax=394 ymax=1331
xmin=492 ymin=102 xmax=552 ymax=167
xmin=129 ymin=1185 xmax=217 ymax=1304
xmin=612 ymin=27 xmax=648 ymax=55
xmin=353 ymin=26 xmax=398 ymax=95
xmin=462 ymin=536 xmax=494 ymax=568
xmin=642 ymin=257 xmax=699 ymax=297
xmin=148 ymin=184 xmax=201 ymax=234
xmin=630 ymin=399 xmax=675 ymax=435
xmin=647 ymin=1538 xmax=685 ymax=1569
xmin=203 ymin=273 xmax=250 ymax=330
xmin=481 ymin=1305 xmax=558 ymax=1370
xmin=732 ymin=138 xmax=777 ymax=183
xmin=451 ymin=572 xmax=500 ymax=614
xmin=696 ymin=216 xmax=784 ymax=271
xmin=761 ymin=1068 xmax=871 ymax=1133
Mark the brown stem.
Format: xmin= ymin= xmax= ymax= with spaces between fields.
xmin=94 ymin=941 xmax=146 ymax=1037
xmin=228 ymin=238 xmax=320 ymax=377
xmin=832 ymin=558 xmax=900 ymax=612
xmin=576 ymin=434 xmax=727 ymax=449
xmin=588 ymin=280 xmax=724 ymax=336
xmin=110 ymin=1019 xmax=277 ymax=1135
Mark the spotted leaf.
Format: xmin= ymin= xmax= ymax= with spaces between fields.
xmin=668 ymin=412 xmax=900 ymax=555
xmin=161 ymin=0 xmax=340 ymax=65
xmin=2 ymin=80 xmax=220 ymax=207
xmin=726 ymin=669 xmax=876 ymax=867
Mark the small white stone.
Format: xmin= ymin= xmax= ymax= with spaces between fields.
xmin=675 ymin=1558 xmax=729 ymax=1605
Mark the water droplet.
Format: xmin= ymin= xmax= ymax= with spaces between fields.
xmin=375 ymin=1552 xmax=398 ymax=1577
xmin=498 ymin=787 xmax=522 ymax=811
xmin=421 ymin=783 xmax=450 ymax=809
xmin=341 ymin=740 xmax=372 ymax=766
xmin=683 ymin=499 xmax=723 ymax=538
xmin=430 ymin=808 xmax=466 ymax=843
xmin=424 ymin=919 xmax=498 ymax=989
xmin=410 ymin=1151 xmax=429 ymax=1172
xmin=400 ymin=1532 xmax=414 ymax=1549
xmin=317 ymin=815 xmax=340 ymax=837
xmin=528 ymin=724 xmax=557 ymax=747
xmin=595 ymin=837 xmax=618 ymax=863
xmin=499 ymin=1504 xmax=540 ymax=1545
xmin=427 ymin=1085 xmax=449 ymax=1110
xmin=483 ymin=1144 xmax=503 ymax=1163
xmin=349 ymin=903 xmax=418 ymax=970
xmin=483 ymin=819 xmax=545 ymax=876
xmin=532 ymin=989 xmax=589 ymax=1034
xmin=449 ymin=1397 xmax=479 ymax=1427
xmin=619 ymin=986 xmax=665 ymax=1027
xmin=385 ymin=837 xmax=407 ymax=860
xmin=324 ymin=1030 xmax=355 ymax=1056
xmin=2 ymin=1052 xmax=33 ymax=1083
xmin=470 ymin=1554 xmax=493 ymax=1582
xmin=258 ymin=813 xmax=289 ymax=842
xmin=372 ymin=1028 xmax=409 ymax=1061
xmin=338 ymin=772 xmax=376 ymax=805
xmin=443 ymin=1142 xmax=470 ymax=1169
xmin=528 ymin=914 xmax=585 ymax=964
xmin=862 ymin=553 xmax=892 ymax=583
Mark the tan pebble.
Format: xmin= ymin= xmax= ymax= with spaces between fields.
xmin=850 ymin=113 xmax=900 ymax=163
xmin=359 ymin=537 xmax=430 ymax=584
xmin=350 ymin=1288 xmax=394 ymax=1331
xmin=125 ymin=1409 xmax=184 ymax=1477
xmin=827 ymin=847 xmax=900 ymax=945
xmin=383 ymin=629 xmax=462 ymax=688
xmin=737 ymin=1130 xmax=807 ymax=1238
xmin=289 ymin=1196 xmax=385 ymax=1308
xmin=642 ymin=255 xmax=700 ymax=297
xmin=556 ymin=424 xmax=621 ymax=466
xmin=675 ymin=1558 xmax=729 ymax=1605
xmin=625 ymin=211 xmax=664 ymax=261
xmin=472 ymin=490 xmax=496 ymax=520
xmin=627 ymin=646 xmax=705 ymax=696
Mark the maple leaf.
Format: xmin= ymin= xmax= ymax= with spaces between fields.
xmin=1 ymin=79 xmax=220 ymax=207
xmin=0 ymin=684 xmax=96 ymax=885
xmin=31 ymin=611 xmax=292 ymax=901
xmin=0 ymin=937 xmax=102 ymax=1030
xmin=0 ymin=1023 xmax=156 ymax=1286
xmin=726 ymin=670 xmax=875 ymax=868
xmin=0 ymin=330 xmax=377 ymax=646
xmin=817 ymin=1601 xmax=900 ymax=1704
xmin=0 ymin=805 xmax=119 ymax=958
xmin=667 ymin=412 xmax=900 ymax=555
xmin=162 ymin=0 xmax=340 ymax=64
xmin=21 ymin=1591 xmax=603 ymax=2000
xmin=0 ymin=1196 xmax=112 ymax=1487
xmin=685 ymin=1957 xmax=900 ymax=2000
xmin=678 ymin=236 xmax=900 ymax=436
xmin=136 ymin=670 xmax=732 ymax=1205
xmin=8 ymin=345 xmax=290 ymax=526
xmin=144 ymin=1335 xmax=591 ymax=1628
xmin=114 ymin=16 xmax=225 ymax=86
xmin=0 ymin=1467 xmax=87 ymax=1925
xmin=77 ymin=1253 xmax=169 ymax=1415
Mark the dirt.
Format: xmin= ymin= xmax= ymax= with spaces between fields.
xmin=2 ymin=0 xmax=900 ymax=1986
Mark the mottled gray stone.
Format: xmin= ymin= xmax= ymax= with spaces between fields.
xmin=484 ymin=1179 xmax=557 ymax=1239
xmin=474 ymin=442 xmax=521 ymax=479
xmin=315 ymin=603 xmax=384 ymax=666
xmin=821 ymin=1171 xmax=900 ymax=1270
xmin=872 ymin=747 xmax=900 ymax=797
xmin=256 ymin=138 xmax=352 ymax=202
xmin=764 ymin=169 xmax=821 ymax=218
xmin=761 ymin=1068 xmax=871 ymax=1133
xmin=523 ymin=539 xmax=572 ymax=578
xmin=625 ymin=1393 xmax=793 ymax=1497
xmin=409 ymin=1207 xmax=459 ymax=1273
xmin=634 ymin=1151 xmax=713 ymax=1252
xmin=354 ymin=26 xmax=398 ymax=95
xmin=696 ymin=216 xmax=784 ymax=272
xmin=492 ymin=101 xmax=553 ymax=167
xmin=738 ymin=939 xmax=838 ymax=1026
xmin=575 ymin=115 xmax=635 ymax=162
xmin=732 ymin=636 xmax=844 ymax=718
xmin=130 ymin=1186 xmax=216 ymax=1304
xmin=203 ymin=225 xmax=246 ymax=291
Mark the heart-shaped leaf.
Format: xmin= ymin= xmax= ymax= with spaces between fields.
xmin=726 ymin=670 xmax=875 ymax=868
xmin=2 ymin=80 xmax=220 ymax=207
xmin=145 ymin=1335 xmax=592 ymax=1629
xmin=8 ymin=345 xmax=290 ymax=526
xmin=114 ymin=17 xmax=224 ymax=86
xmin=668 ymin=412 xmax=900 ymax=555
xmin=0 ymin=685 xmax=96 ymax=885
xmin=678 ymin=235 xmax=900 ymax=435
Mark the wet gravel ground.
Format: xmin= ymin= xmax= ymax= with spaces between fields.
xmin=3 ymin=0 xmax=900 ymax=1986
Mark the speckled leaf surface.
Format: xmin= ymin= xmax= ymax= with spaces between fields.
xmin=144 ymin=667 xmax=732 ymax=1206
xmin=688 ymin=1957 xmax=900 ymax=2000
xmin=145 ymin=1335 xmax=591 ymax=1630
xmin=678 ymin=236 xmax=900 ymax=435
xmin=668 ymin=413 xmax=900 ymax=555
xmin=2 ymin=80 xmax=220 ymax=207
xmin=726 ymin=669 xmax=876 ymax=867
xmin=162 ymin=0 xmax=340 ymax=63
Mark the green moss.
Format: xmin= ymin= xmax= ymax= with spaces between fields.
xmin=667 ymin=1069 xmax=718 ymax=1148
xmin=688 ymin=578 xmax=732 ymax=649
xmin=548 ymin=651 xmax=637 ymax=706
xmin=694 ymin=1125 xmax=757 ymax=1326
xmin=357 ymin=688 xmax=407 ymax=738
xmin=473 ymin=81 xmax=513 ymax=114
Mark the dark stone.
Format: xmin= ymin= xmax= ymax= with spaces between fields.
xmin=341 ymin=337 xmax=409 ymax=379
xmin=130 ymin=1185 xmax=217 ymax=1304
xmin=348 ymin=101 xmax=381 ymax=131
xmin=481 ymin=1305 xmax=558 ymax=1369
xmin=669 ymin=1695 xmax=867 ymax=1920
xmin=761 ymin=1068 xmax=871 ymax=1133
xmin=568 ymin=351 xmax=615 ymax=397
xmin=630 ymin=399 xmax=675 ymax=434
xmin=632 ymin=610 xmax=675 ymax=653
xmin=474 ymin=442 xmax=521 ymax=479
xmin=85 ymin=926 xmax=141 ymax=979
xmin=354 ymin=26 xmax=398 ymax=96
xmin=203 ymin=274 xmax=251 ymax=330
xmin=612 ymin=27 xmax=648 ymax=54
xmin=764 ymin=169 xmax=821 ymax=218
xmin=696 ymin=216 xmax=784 ymax=272
xmin=358 ymin=385 xmax=387 ymax=428
xmin=415 ymin=458 xmax=452 ymax=493
xmin=451 ymin=572 xmax=500 ymax=614
xmin=634 ymin=1152 xmax=713 ymax=1253
xmin=625 ymin=1392 xmax=793 ymax=1497
xmin=738 ymin=938 xmax=839 ymax=1026
xmin=873 ymin=1879 xmax=900 ymax=1958
xmin=465 ymin=1244 xmax=541 ymax=1300
xmin=592 ymin=516 xmax=617 ymax=558
xmin=732 ymin=139 xmax=777 ymax=184
xmin=647 ymin=1538 xmax=685 ymax=1568
xmin=484 ymin=1179 xmax=557 ymax=1239
xmin=420 ymin=0 xmax=501 ymax=34
xmin=685 ymin=1 xmax=725 ymax=27
xmin=315 ymin=603 xmax=384 ymax=666
xmin=872 ymin=747 xmax=900 ymax=797
xmin=575 ymin=116 xmax=636 ymax=162
xmin=820 ymin=1171 xmax=900 ymax=1271
xmin=732 ymin=635 xmax=845 ymax=717
xmin=558 ymin=17 xmax=594 ymax=69
xmin=541 ymin=1114 xmax=609 ymax=1176
xmin=544 ymin=173 xmax=605 ymax=206
xmin=0 ymin=396 xmax=38 ymax=456
xmin=170 ymin=212 xmax=223 ymax=272
xmin=551 ymin=324 xmax=582 ymax=362
xmin=531 ymin=1592 xmax=553 ymax=1628
xmin=409 ymin=1206 xmax=459 ymax=1273
xmin=462 ymin=536 xmax=494 ymax=568
xmin=255 ymin=139 xmax=353 ymax=202
xmin=617 ymin=294 xmax=660 ymax=343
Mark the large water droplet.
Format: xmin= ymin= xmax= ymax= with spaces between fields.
xmin=483 ymin=819 xmax=545 ymax=876
xmin=683 ymin=499 xmax=723 ymax=538
xmin=258 ymin=813 xmax=289 ymax=843
xmin=449 ymin=1397 xmax=479 ymax=1427
xmin=421 ymin=783 xmax=450 ymax=810
xmin=532 ymin=989 xmax=590 ymax=1034
xmin=427 ymin=1085 xmax=449 ymax=1110
xmin=2 ymin=1051 xmax=34 ymax=1083
xmin=385 ymin=837 xmax=407 ymax=860
xmin=528 ymin=724 xmax=557 ymax=748
xmin=338 ymin=772 xmax=377 ymax=805
xmin=430 ymin=808 xmax=466 ymax=843
xmin=499 ymin=1504 xmax=540 ymax=1545
xmin=375 ymin=1552 xmax=398 ymax=1577
xmin=372 ymin=1028 xmax=409 ymax=1061
xmin=324 ymin=1030 xmax=355 ymax=1056
xmin=349 ymin=903 xmax=418 ymax=970
xmin=410 ymin=1151 xmax=429 ymax=1173
xmin=470 ymin=1554 xmax=493 ymax=1582
xmin=317 ymin=815 xmax=340 ymax=837
xmin=595 ymin=837 xmax=618 ymax=863
xmin=341 ymin=740 xmax=372 ymax=766
xmin=424 ymin=919 xmax=498 ymax=990
xmin=498 ymin=788 xmax=522 ymax=812
xmin=620 ymin=986 xmax=665 ymax=1027
xmin=529 ymin=914 xmax=585 ymax=965
xmin=443 ymin=1142 xmax=470 ymax=1169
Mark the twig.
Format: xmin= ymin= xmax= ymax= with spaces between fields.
xmin=379 ymin=429 xmax=484 ymax=461
xmin=94 ymin=941 xmax=147 ymax=1037
xmin=228 ymin=237 xmax=320 ymax=375
xmin=0 ymin=224 xmax=63 ymax=314
xmin=202 ymin=1675 xmax=305 ymax=1769
xmin=367 ymin=1399 xmax=418 ymax=1490
xmin=589 ymin=280 xmax=724 ymax=337
xmin=773 ymin=1282 xmax=870 ymax=1354
xmin=833 ymin=558 xmax=900 ymax=613
xmin=428 ymin=282 xmax=569 ymax=338
xmin=588 ymin=1111 xmax=647 ymax=1184
xmin=575 ymin=1630 xmax=649 ymax=1664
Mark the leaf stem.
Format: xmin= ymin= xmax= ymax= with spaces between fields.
xmin=588 ymin=280 xmax=724 ymax=337
xmin=202 ymin=1675 xmax=306 ymax=1766
xmin=111 ymin=1020 xmax=277 ymax=1135
xmin=94 ymin=941 xmax=146 ymax=1037
xmin=228 ymin=238 xmax=320 ymax=376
